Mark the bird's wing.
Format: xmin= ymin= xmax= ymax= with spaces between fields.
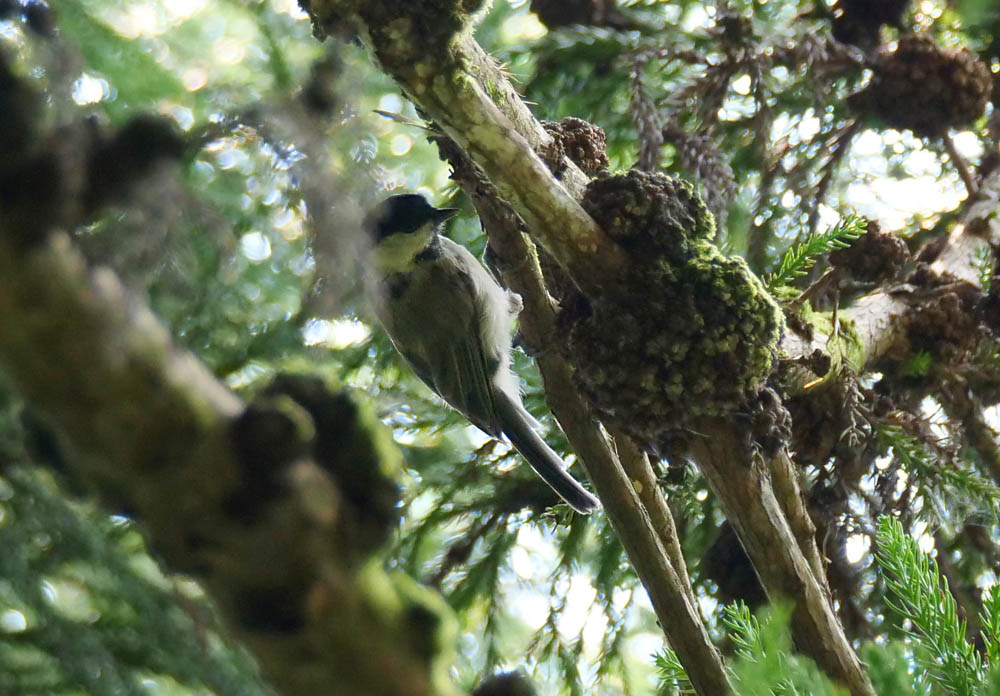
xmin=429 ymin=300 xmax=501 ymax=436
xmin=379 ymin=253 xmax=503 ymax=437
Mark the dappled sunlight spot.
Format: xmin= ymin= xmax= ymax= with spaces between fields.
xmin=108 ymin=4 xmax=162 ymax=39
xmin=0 ymin=609 xmax=27 ymax=633
xmin=815 ymin=203 xmax=840 ymax=231
xmin=501 ymin=12 xmax=545 ymax=42
xmin=40 ymin=578 xmax=100 ymax=624
xmin=161 ymin=102 xmax=195 ymax=130
xmin=72 ymin=73 xmax=110 ymax=105
xmin=269 ymin=0 xmax=309 ymax=20
xmin=847 ymin=174 xmax=964 ymax=229
xmin=896 ymin=468 xmax=909 ymax=494
xmin=191 ymin=159 xmax=216 ymax=183
xmin=392 ymin=427 xmax=440 ymax=447
xmin=181 ymin=66 xmax=208 ymax=92
xmin=302 ymin=318 xmax=371 ymax=349
xmin=682 ymin=4 xmax=710 ymax=31
xmin=950 ymin=130 xmax=983 ymax=159
xmin=512 ymin=591 xmax=549 ymax=632
xmin=213 ymin=36 xmax=245 ymax=65
xmin=917 ymin=1 xmax=942 ymax=20
xmin=556 ymin=574 xmax=598 ymax=638
xmin=163 ymin=0 xmax=207 ymax=21
xmin=390 ymin=134 xmax=413 ymax=156
xmin=261 ymin=188 xmax=284 ymax=206
xmin=697 ymin=593 xmax=719 ymax=621
xmin=511 ymin=524 xmax=555 ymax=579
xmin=273 ymin=208 xmax=303 ymax=239
xmin=985 ymin=404 xmax=1000 ymax=430
xmin=732 ymin=74 xmax=752 ymax=96
xmin=853 ymin=128 xmax=897 ymax=156
xmin=903 ymin=147 xmax=941 ymax=175
xmin=225 ymin=361 xmax=270 ymax=390
xmin=240 ymin=231 xmax=272 ymax=262
xmin=911 ymin=519 xmax=934 ymax=554
xmin=218 ymin=147 xmax=251 ymax=172
xmin=797 ymin=113 xmax=821 ymax=141
xmin=975 ymin=569 xmax=998 ymax=590
xmin=626 ymin=632 xmax=665 ymax=667
xmin=845 ymin=533 xmax=871 ymax=564
xmin=377 ymin=93 xmax=404 ymax=114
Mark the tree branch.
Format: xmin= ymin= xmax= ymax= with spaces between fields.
xmin=0 ymin=62 xmax=461 ymax=696
xmin=304 ymin=1 xmax=626 ymax=295
xmin=449 ymin=162 xmax=731 ymax=695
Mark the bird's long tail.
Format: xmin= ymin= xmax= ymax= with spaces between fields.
xmin=494 ymin=391 xmax=600 ymax=514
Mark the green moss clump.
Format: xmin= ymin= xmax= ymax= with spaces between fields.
xmin=359 ymin=0 xmax=490 ymax=66
xmin=233 ymin=373 xmax=403 ymax=560
xmin=567 ymin=171 xmax=784 ymax=441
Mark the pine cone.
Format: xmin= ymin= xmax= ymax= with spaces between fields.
xmin=830 ymin=0 xmax=908 ymax=47
xmin=530 ymin=0 xmax=639 ymax=31
xmin=542 ymin=117 xmax=609 ymax=176
xmin=848 ymin=34 xmax=992 ymax=137
xmin=828 ymin=220 xmax=910 ymax=283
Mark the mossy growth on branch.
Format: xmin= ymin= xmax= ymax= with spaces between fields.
xmin=302 ymin=0 xmax=491 ymax=64
xmin=564 ymin=170 xmax=784 ymax=442
xmin=231 ymin=372 xmax=403 ymax=560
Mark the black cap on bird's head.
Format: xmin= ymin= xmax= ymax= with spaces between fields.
xmin=365 ymin=193 xmax=459 ymax=242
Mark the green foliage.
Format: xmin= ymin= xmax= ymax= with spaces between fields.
xmin=53 ymin=0 xmax=188 ymax=122
xmin=658 ymin=602 xmax=854 ymax=695
xmin=0 ymin=465 xmax=273 ymax=696
xmin=898 ymin=350 xmax=934 ymax=379
xmin=973 ymin=245 xmax=993 ymax=290
xmin=875 ymin=516 xmax=985 ymax=695
xmin=765 ymin=216 xmax=867 ymax=291
xmin=4 ymin=0 xmax=1000 ymax=694
xmin=982 ymin=585 xmax=1000 ymax=669
xmin=955 ymin=0 xmax=999 ymax=25
xmin=860 ymin=641 xmax=928 ymax=696
xmin=723 ymin=602 xmax=847 ymax=696
xmin=654 ymin=648 xmax=694 ymax=695
xmin=875 ymin=423 xmax=1000 ymax=524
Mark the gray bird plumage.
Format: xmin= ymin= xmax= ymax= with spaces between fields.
xmin=364 ymin=194 xmax=599 ymax=514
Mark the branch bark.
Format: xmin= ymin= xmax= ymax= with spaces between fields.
xmin=456 ymin=172 xmax=730 ymax=695
xmin=300 ymin=4 xmax=1000 ymax=695
xmin=0 ymin=64 xmax=461 ymax=696
xmin=299 ymin=2 xmax=871 ymax=692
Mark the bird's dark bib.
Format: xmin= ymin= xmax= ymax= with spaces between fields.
xmin=414 ymin=235 xmax=443 ymax=262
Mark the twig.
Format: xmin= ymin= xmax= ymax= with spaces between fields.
xmin=942 ymin=131 xmax=979 ymax=198
xmin=441 ymin=151 xmax=733 ymax=695
xmin=610 ymin=427 xmax=698 ymax=606
xmin=806 ymin=120 xmax=861 ymax=240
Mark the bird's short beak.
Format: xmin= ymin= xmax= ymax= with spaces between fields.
xmin=432 ymin=208 xmax=460 ymax=224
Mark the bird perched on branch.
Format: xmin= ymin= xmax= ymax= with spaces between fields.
xmin=364 ymin=193 xmax=599 ymax=514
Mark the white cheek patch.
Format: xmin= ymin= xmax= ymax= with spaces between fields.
xmin=374 ymin=223 xmax=435 ymax=273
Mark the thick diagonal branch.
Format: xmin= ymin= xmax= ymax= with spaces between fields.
xmin=461 ymin=177 xmax=730 ymax=695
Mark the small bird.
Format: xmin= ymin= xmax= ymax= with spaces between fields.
xmin=364 ymin=193 xmax=599 ymax=514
